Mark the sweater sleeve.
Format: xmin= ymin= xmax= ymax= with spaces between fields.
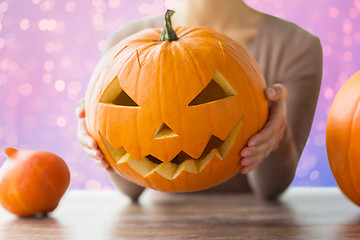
xmin=278 ymin=29 xmax=323 ymax=155
xmin=246 ymin=19 xmax=323 ymax=199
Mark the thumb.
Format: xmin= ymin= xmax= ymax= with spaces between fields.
xmin=265 ymin=83 xmax=288 ymax=101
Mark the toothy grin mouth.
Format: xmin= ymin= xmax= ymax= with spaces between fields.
xmin=100 ymin=118 xmax=243 ymax=180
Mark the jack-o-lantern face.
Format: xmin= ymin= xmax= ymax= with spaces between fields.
xmin=85 ymin=10 xmax=268 ymax=192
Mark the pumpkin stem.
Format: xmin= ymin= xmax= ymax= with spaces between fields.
xmin=160 ymin=9 xmax=178 ymax=42
xmin=5 ymin=147 xmax=18 ymax=158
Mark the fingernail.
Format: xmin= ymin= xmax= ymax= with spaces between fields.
xmin=267 ymin=88 xmax=275 ymax=98
xmin=88 ymin=140 xmax=94 ymax=148
xmin=241 ymin=149 xmax=248 ymax=157
xmin=242 ymin=149 xmax=253 ymax=157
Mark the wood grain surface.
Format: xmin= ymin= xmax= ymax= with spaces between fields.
xmin=0 ymin=188 xmax=359 ymax=240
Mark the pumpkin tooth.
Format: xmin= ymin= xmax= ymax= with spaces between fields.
xmin=152 ymin=162 xmax=178 ymax=180
xmin=173 ymin=159 xmax=199 ymax=179
xmin=219 ymin=118 xmax=244 ymax=157
xmin=117 ymin=152 xmax=132 ymax=164
xmin=99 ymin=132 xmax=127 ymax=161
xmin=125 ymin=156 xmax=158 ymax=176
xmin=199 ymin=150 xmax=215 ymax=171
xmin=198 ymin=148 xmax=223 ymax=171
xmin=211 ymin=148 xmax=223 ymax=160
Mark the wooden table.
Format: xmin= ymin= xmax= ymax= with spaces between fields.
xmin=0 ymin=188 xmax=359 ymax=240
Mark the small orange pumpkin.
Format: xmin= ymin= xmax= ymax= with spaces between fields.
xmin=85 ymin=10 xmax=268 ymax=192
xmin=0 ymin=148 xmax=70 ymax=216
xmin=326 ymin=71 xmax=360 ymax=206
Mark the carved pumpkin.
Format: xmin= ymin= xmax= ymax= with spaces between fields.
xmin=0 ymin=148 xmax=70 ymax=216
xmin=326 ymin=71 xmax=360 ymax=206
xmin=85 ymin=10 xmax=268 ymax=192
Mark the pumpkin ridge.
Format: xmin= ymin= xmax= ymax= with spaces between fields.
xmin=6 ymin=177 xmax=36 ymax=215
xmin=135 ymin=64 xmax=142 ymax=158
xmin=176 ymin=41 xmax=198 ymax=63
xmin=113 ymin=45 xmax=128 ymax=60
xmin=34 ymin=162 xmax=66 ymax=200
xmin=130 ymin=42 xmax=163 ymax=68
xmin=348 ymin=96 xmax=360 ymax=198
xmin=172 ymin=26 xmax=208 ymax=39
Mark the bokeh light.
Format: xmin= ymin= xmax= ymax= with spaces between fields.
xmin=65 ymin=1 xmax=76 ymax=12
xmin=0 ymin=0 xmax=359 ymax=189
xmin=55 ymin=80 xmax=66 ymax=91
xmin=19 ymin=19 xmax=30 ymax=30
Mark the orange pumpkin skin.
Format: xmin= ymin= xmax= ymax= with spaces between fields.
xmin=326 ymin=71 xmax=360 ymax=206
xmin=0 ymin=148 xmax=70 ymax=216
xmin=85 ymin=22 xmax=268 ymax=192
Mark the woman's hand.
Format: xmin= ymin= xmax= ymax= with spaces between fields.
xmin=76 ymin=99 xmax=113 ymax=172
xmin=240 ymin=84 xmax=288 ymax=174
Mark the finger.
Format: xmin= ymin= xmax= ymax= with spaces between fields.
xmin=243 ymin=126 xmax=285 ymax=162
xmin=241 ymin=141 xmax=271 ymax=158
xmin=77 ymin=117 xmax=98 ymax=149
xmin=240 ymin=146 xmax=272 ymax=170
xmin=268 ymin=96 xmax=288 ymax=124
xmin=95 ymin=159 xmax=110 ymax=168
xmin=241 ymin=163 xmax=258 ymax=174
xmin=241 ymin=156 xmax=263 ymax=173
xmin=84 ymin=147 xmax=103 ymax=160
xmin=246 ymin=125 xmax=285 ymax=156
xmin=75 ymin=99 xmax=85 ymax=118
xmin=240 ymin=157 xmax=254 ymax=167
xmin=248 ymin=108 xmax=286 ymax=147
xmin=247 ymin=120 xmax=280 ymax=146
xmin=241 ymin=138 xmax=282 ymax=171
xmin=94 ymin=149 xmax=104 ymax=159
xmin=265 ymin=84 xmax=288 ymax=102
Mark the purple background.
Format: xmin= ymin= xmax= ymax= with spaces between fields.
xmin=0 ymin=0 xmax=359 ymax=190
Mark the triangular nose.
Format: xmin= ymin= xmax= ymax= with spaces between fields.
xmin=153 ymin=121 xmax=178 ymax=139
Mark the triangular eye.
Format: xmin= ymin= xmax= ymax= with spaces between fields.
xmin=100 ymin=77 xmax=139 ymax=107
xmin=188 ymin=71 xmax=236 ymax=106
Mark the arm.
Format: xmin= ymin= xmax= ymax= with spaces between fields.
xmin=241 ymin=36 xmax=323 ymax=200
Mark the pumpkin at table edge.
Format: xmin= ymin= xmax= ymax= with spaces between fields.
xmin=326 ymin=70 xmax=360 ymax=206
xmin=85 ymin=10 xmax=269 ymax=192
xmin=0 ymin=148 xmax=71 ymax=217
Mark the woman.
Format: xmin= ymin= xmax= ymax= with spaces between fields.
xmin=76 ymin=0 xmax=323 ymax=201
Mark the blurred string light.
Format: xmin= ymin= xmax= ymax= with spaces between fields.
xmin=38 ymin=19 xmax=57 ymax=31
xmin=0 ymin=1 xmax=8 ymax=12
xmin=65 ymin=1 xmax=76 ymax=12
xmin=19 ymin=19 xmax=30 ymax=30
